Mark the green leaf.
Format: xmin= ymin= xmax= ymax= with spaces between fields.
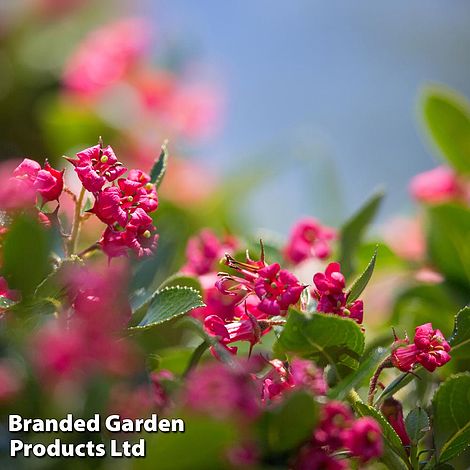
xmin=158 ymin=273 xmax=203 ymax=295
xmin=329 ymin=347 xmax=389 ymax=400
xmin=449 ymin=306 xmax=470 ymax=359
xmin=150 ymin=142 xmax=169 ymax=188
xmin=130 ymin=286 xmax=204 ymax=330
xmin=2 ymin=215 xmax=52 ymax=298
xmin=427 ymin=204 xmax=470 ymax=288
xmin=258 ymin=390 xmax=318 ymax=453
xmin=405 ymin=408 xmax=430 ymax=445
xmin=275 ymin=309 xmax=365 ymax=379
xmin=421 ymin=85 xmax=470 ymax=174
xmin=346 ymin=247 xmax=377 ymax=303
xmin=354 ymin=402 xmax=411 ymax=469
xmin=375 ymin=370 xmax=420 ymax=406
xmin=433 ymin=373 xmax=470 ymax=463
xmin=339 ymin=190 xmax=384 ymax=278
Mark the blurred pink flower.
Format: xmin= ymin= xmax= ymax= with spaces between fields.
xmin=345 ymin=417 xmax=383 ymax=462
xmin=0 ymin=360 xmax=22 ymax=402
xmin=409 ymin=166 xmax=461 ymax=204
xmin=63 ymin=18 xmax=151 ymax=98
xmin=383 ymin=216 xmax=425 ymax=262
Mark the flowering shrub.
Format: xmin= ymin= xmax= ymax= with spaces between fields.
xmin=1 ymin=72 xmax=470 ymax=470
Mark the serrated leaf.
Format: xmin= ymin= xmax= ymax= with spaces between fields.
xmin=354 ymin=402 xmax=411 ymax=469
xmin=433 ymin=373 xmax=470 ymax=463
xmin=150 ymin=142 xmax=168 ymax=188
xmin=329 ymin=347 xmax=389 ymax=400
xmin=449 ymin=306 xmax=470 ymax=359
xmin=421 ymin=85 xmax=470 ymax=174
xmin=339 ymin=190 xmax=384 ymax=278
xmin=346 ymin=247 xmax=377 ymax=303
xmin=405 ymin=408 xmax=429 ymax=445
xmin=158 ymin=273 xmax=203 ymax=295
xmin=258 ymin=390 xmax=318 ymax=453
xmin=275 ymin=309 xmax=365 ymax=380
xmin=130 ymin=286 xmax=204 ymax=330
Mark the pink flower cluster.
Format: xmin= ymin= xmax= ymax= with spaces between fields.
xmin=0 ymin=158 xmax=64 ymax=211
xmin=312 ymin=262 xmax=363 ymax=324
xmin=68 ymin=144 xmax=159 ymax=259
xmin=295 ymin=402 xmax=383 ymax=469
xmin=391 ymin=323 xmax=451 ymax=372
xmin=284 ymin=217 xmax=336 ymax=264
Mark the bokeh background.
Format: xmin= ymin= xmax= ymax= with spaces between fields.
xmin=2 ymin=0 xmax=470 ymax=231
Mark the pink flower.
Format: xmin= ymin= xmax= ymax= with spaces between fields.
xmin=34 ymin=161 xmax=64 ymax=202
xmin=410 ymin=166 xmax=461 ymax=204
xmin=63 ymin=18 xmax=150 ymax=97
xmin=313 ymin=401 xmax=353 ymax=451
xmin=0 ymin=360 xmax=22 ymax=403
xmin=123 ymin=208 xmax=158 ymax=258
xmin=290 ymin=358 xmax=327 ymax=395
xmin=0 ymin=276 xmax=20 ymax=313
xmin=184 ymin=361 xmax=261 ymax=420
xmin=284 ymin=217 xmax=336 ymax=264
xmin=345 ymin=417 xmax=383 ymax=462
xmin=261 ymin=359 xmax=293 ymax=401
xmin=226 ymin=442 xmax=259 ymax=468
xmin=294 ymin=447 xmax=346 ymax=470
xmin=91 ymin=186 xmax=129 ymax=226
xmin=67 ymin=144 xmax=127 ymax=193
xmin=254 ymin=263 xmax=305 ymax=316
xmin=392 ymin=323 xmax=451 ymax=372
xmin=380 ymin=398 xmax=411 ymax=448
xmin=99 ymin=227 xmax=129 ymax=259
xmin=182 ymin=229 xmax=238 ymax=276
xmin=150 ymin=370 xmax=175 ymax=411
xmin=312 ymin=263 xmax=364 ymax=324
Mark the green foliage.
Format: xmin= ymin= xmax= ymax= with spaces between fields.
xmin=421 ymin=85 xmax=470 ymax=174
xmin=449 ymin=306 xmax=470 ymax=360
xmin=258 ymin=390 xmax=318 ymax=454
xmin=405 ymin=407 xmax=429 ymax=445
xmin=427 ymin=204 xmax=470 ymax=288
xmin=275 ymin=309 xmax=365 ymax=379
xmin=339 ymin=190 xmax=384 ymax=278
xmin=432 ymin=373 xmax=470 ymax=463
xmin=346 ymin=247 xmax=377 ymax=303
xmin=150 ymin=142 xmax=169 ymax=188
xmin=130 ymin=286 xmax=204 ymax=330
xmin=158 ymin=273 xmax=203 ymax=294
xmin=2 ymin=215 xmax=52 ymax=298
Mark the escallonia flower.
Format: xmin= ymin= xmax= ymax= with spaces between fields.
xmin=344 ymin=417 xmax=383 ymax=463
xmin=284 ymin=217 xmax=336 ymax=264
xmin=67 ymin=144 xmax=127 ymax=193
xmin=312 ymin=262 xmax=364 ymax=324
xmin=391 ymin=322 xmax=451 ymax=372
xmin=33 ymin=161 xmax=64 ymax=203
xmin=380 ymin=398 xmax=411 ymax=448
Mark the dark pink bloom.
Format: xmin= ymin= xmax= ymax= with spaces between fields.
xmin=13 ymin=158 xmax=41 ymax=182
xmin=67 ymin=144 xmax=127 ymax=193
xmin=63 ymin=18 xmax=150 ymax=97
xmin=123 ymin=208 xmax=158 ymax=258
xmin=34 ymin=162 xmax=64 ymax=202
xmin=380 ymin=398 xmax=411 ymax=448
xmin=290 ymin=358 xmax=327 ymax=395
xmin=182 ymin=229 xmax=238 ymax=276
xmin=314 ymin=401 xmax=354 ymax=451
xmin=294 ymin=447 xmax=346 ymax=470
xmin=254 ymin=263 xmax=305 ymax=316
xmin=117 ymin=176 xmax=158 ymax=213
xmin=99 ymin=227 xmax=129 ymax=259
xmin=184 ymin=361 xmax=261 ymax=420
xmin=392 ymin=323 xmax=451 ymax=372
xmin=150 ymin=370 xmax=175 ymax=410
xmin=261 ymin=359 xmax=294 ymax=402
xmin=0 ymin=360 xmax=22 ymax=403
xmin=410 ymin=166 xmax=461 ymax=204
xmin=284 ymin=217 xmax=336 ymax=264
xmin=312 ymin=263 xmax=364 ymax=324
xmin=92 ymin=186 xmax=129 ymax=226
xmin=345 ymin=417 xmax=383 ymax=462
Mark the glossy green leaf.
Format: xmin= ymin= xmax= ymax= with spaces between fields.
xmin=329 ymin=347 xmax=389 ymax=400
xmin=433 ymin=373 xmax=470 ymax=463
xmin=405 ymin=407 xmax=430 ymax=445
xmin=421 ymin=85 xmax=470 ymax=174
xmin=150 ymin=142 xmax=169 ymax=188
xmin=339 ymin=190 xmax=384 ymax=278
xmin=158 ymin=273 xmax=203 ymax=295
xmin=275 ymin=309 xmax=365 ymax=379
xmin=346 ymin=247 xmax=377 ymax=303
xmin=449 ymin=306 xmax=470 ymax=359
xmin=258 ymin=390 xmax=318 ymax=453
xmin=130 ymin=286 xmax=204 ymax=330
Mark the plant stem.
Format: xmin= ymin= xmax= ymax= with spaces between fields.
xmin=183 ymin=341 xmax=209 ymax=378
xmin=69 ymin=186 xmax=86 ymax=255
xmin=368 ymin=355 xmax=392 ymax=406
xmin=77 ymin=243 xmax=100 ymax=259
